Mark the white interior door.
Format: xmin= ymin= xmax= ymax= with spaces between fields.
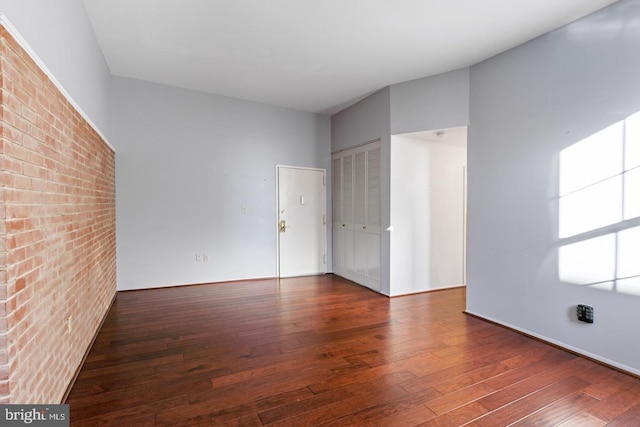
xmin=277 ymin=166 xmax=326 ymax=277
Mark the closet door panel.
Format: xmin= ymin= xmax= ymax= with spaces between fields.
xmin=367 ymin=146 xmax=381 ymax=233
xmin=331 ymin=141 xmax=381 ymax=292
xmin=333 ymin=227 xmax=343 ymax=268
xmin=354 ymin=230 xmax=367 ymax=275
xmin=343 ymin=229 xmax=355 ymax=271
xmin=354 ymin=151 xmax=367 ymax=226
xmin=342 ymin=154 xmax=354 ymax=225
xmin=367 ymin=233 xmax=381 ymax=280
xmin=332 ymin=157 xmax=342 ymax=223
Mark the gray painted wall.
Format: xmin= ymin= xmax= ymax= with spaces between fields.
xmin=390 ymin=69 xmax=470 ymax=135
xmin=331 ymin=71 xmax=470 ymax=295
xmin=331 ymin=88 xmax=391 ymax=152
xmin=0 ymin=0 xmax=112 ymax=138
xmin=331 ymin=88 xmax=392 ymax=293
xmin=468 ymin=0 xmax=640 ymax=374
xmin=113 ymin=77 xmax=331 ymax=290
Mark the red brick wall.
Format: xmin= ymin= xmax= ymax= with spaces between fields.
xmin=0 ymin=26 xmax=116 ymax=403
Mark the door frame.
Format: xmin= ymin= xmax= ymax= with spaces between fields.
xmin=275 ymin=165 xmax=327 ymax=278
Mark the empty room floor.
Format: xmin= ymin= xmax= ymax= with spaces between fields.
xmin=66 ymin=275 xmax=640 ymax=426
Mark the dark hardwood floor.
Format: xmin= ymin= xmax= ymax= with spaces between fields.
xmin=66 ymin=275 xmax=640 ymax=426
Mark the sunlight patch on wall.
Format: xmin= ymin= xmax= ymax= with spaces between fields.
xmin=617 ymin=226 xmax=640 ymax=279
xmin=625 ymin=168 xmax=640 ymax=219
xmin=558 ymin=111 xmax=640 ymax=296
xmin=559 ymin=177 xmax=621 ymax=238
xmin=559 ymin=121 xmax=622 ymax=197
xmin=559 ymin=234 xmax=615 ymax=285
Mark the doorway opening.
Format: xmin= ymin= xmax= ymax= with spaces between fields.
xmin=389 ymin=126 xmax=468 ymax=295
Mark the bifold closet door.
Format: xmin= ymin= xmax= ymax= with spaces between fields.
xmin=332 ymin=141 xmax=381 ymax=291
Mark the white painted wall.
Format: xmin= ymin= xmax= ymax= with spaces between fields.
xmin=390 ymin=136 xmax=467 ymax=296
xmin=112 ymin=77 xmax=331 ymax=290
xmin=390 ymin=137 xmax=430 ymax=295
xmin=429 ymin=141 xmax=467 ymax=289
xmin=0 ymin=0 xmax=111 ymax=138
xmin=468 ymin=0 xmax=640 ymax=374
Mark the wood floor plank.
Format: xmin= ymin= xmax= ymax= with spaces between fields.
xmin=474 ymin=376 xmax=590 ymax=426
xmin=424 ymin=382 xmax=496 ymax=415
xmin=400 ymin=351 xmax=512 ymax=394
xmin=72 ymin=395 xmax=186 ymax=427
xmin=65 ymin=275 xmax=640 ymax=426
xmin=258 ymin=387 xmax=360 ymax=425
xmin=556 ymin=411 xmax=607 ymax=427
xmin=68 ymin=378 xmax=214 ymax=419
xmin=579 ymin=364 xmax=639 ymax=400
xmin=482 ymin=350 xmax=577 ymax=391
xmin=509 ymin=391 xmax=599 ymax=426
xmin=584 ymin=384 xmax=640 ymax=422
xmin=307 ymin=363 xmax=422 ymax=395
xmin=267 ymin=384 xmax=409 ymax=426
xmin=218 ymin=413 xmax=264 ymax=427
xmin=417 ymin=401 xmax=488 ymax=427
xmin=316 ymin=386 xmax=441 ymax=426
xmin=596 ymin=401 xmax=640 ymax=426
xmin=155 ymin=387 xmax=314 ymax=426
xmin=365 ymin=404 xmax=437 ymax=427
xmin=429 ymin=361 xmax=511 ymax=395
xmin=258 ymin=371 xmax=417 ymax=425
xmin=478 ymin=357 xmax=593 ymax=411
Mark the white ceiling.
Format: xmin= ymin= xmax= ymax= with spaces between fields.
xmin=81 ymin=0 xmax=617 ymax=115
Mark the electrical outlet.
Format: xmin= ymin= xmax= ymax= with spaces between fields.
xmin=577 ymin=304 xmax=594 ymax=323
xmin=196 ymin=254 xmax=202 ymax=262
